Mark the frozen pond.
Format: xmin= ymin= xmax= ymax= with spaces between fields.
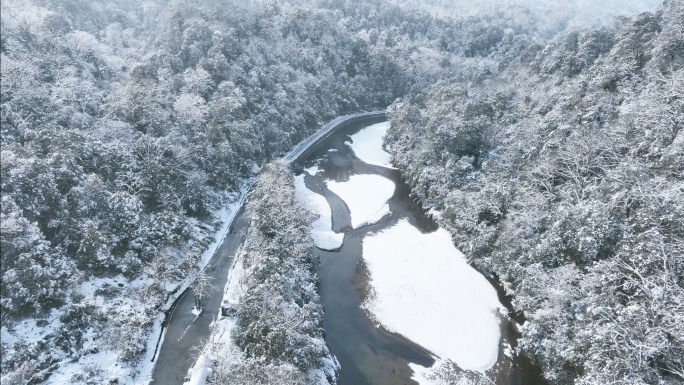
xmin=345 ymin=121 xmax=394 ymax=168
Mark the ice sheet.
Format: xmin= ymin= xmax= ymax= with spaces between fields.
xmin=326 ymin=174 xmax=395 ymax=229
xmin=346 ymin=121 xmax=394 ymax=168
xmin=294 ymin=174 xmax=344 ymax=250
xmin=362 ymin=219 xmax=502 ymax=373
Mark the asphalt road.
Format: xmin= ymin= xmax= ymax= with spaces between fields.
xmin=149 ymin=207 xmax=250 ymax=385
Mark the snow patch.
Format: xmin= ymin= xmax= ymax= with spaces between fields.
xmin=305 ymin=164 xmax=322 ymax=176
xmin=362 ymin=219 xmax=503 ymax=373
xmin=306 ymin=355 xmax=341 ymax=385
xmin=410 ymin=358 xmax=472 ymax=385
xmin=294 ymin=174 xmax=344 ymax=250
xmin=428 ymin=208 xmax=443 ymax=220
xmin=188 ymin=367 xmax=212 ymax=385
xmin=186 ymin=354 xmax=214 ymax=383
xmin=326 ymin=174 xmax=395 ymax=229
xmin=346 ymin=121 xmax=395 ymax=168
xmin=251 ymin=163 xmax=260 ymax=174
xmin=503 ymin=341 xmax=514 ymax=359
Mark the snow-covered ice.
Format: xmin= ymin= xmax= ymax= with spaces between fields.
xmin=362 ymin=219 xmax=503 ymax=373
xmin=326 ymin=174 xmax=395 ymax=229
xmin=346 ymin=121 xmax=394 ymax=168
xmin=410 ymin=361 xmax=444 ymax=385
xmin=294 ymin=174 xmax=344 ymax=250
xmin=305 ymin=164 xmax=322 ymax=176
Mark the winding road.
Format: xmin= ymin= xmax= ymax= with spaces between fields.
xmin=148 ymin=110 xmax=385 ymax=384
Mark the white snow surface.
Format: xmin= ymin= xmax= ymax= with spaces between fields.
xmin=188 ymin=365 xmax=213 ymax=385
xmin=410 ymin=358 xmax=472 ymax=385
xmin=34 ymin=275 xmax=163 ymax=385
xmin=305 ymin=163 xmax=322 ymax=176
xmin=326 ymin=174 xmax=395 ymax=229
xmin=410 ymin=363 xmax=443 ymax=385
xmin=346 ymin=121 xmax=395 ymax=168
xmin=362 ymin=219 xmax=503 ymax=373
xmin=427 ymin=208 xmax=443 ymax=220
xmin=294 ymin=174 xmax=344 ymax=250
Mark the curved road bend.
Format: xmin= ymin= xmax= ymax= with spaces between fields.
xmin=149 ymin=207 xmax=250 ymax=384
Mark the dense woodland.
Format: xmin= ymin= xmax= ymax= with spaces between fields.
xmin=0 ymin=0 xmax=454 ymax=382
xmin=1 ymin=0 xmax=682 ymax=384
xmin=386 ymin=1 xmax=684 ymax=384
xmin=205 ymin=161 xmax=336 ymax=385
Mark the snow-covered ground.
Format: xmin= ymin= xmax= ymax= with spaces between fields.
xmin=361 ymin=219 xmax=503 ymax=373
xmin=326 ymin=174 xmax=395 ymax=229
xmin=0 ymin=182 xmax=255 ymax=385
xmin=294 ymin=174 xmax=344 ymax=250
xmin=2 ymin=275 xmax=161 ymax=385
xmin=346 ymin=121 xmax=394 ymax=168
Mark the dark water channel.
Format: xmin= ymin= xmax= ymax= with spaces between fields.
xmin=294 ymin=119 xmax=548 ymax=385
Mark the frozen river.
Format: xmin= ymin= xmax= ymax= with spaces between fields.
xmin=295 ymin=118 xmax=548 ymax=385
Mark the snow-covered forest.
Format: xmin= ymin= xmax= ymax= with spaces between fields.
xmin=1 ymin=0 xmax=682 ymax=384
xmin=385 ymin=1 xmax=684 ymax=384
xmin=1 ymin=0 xmax=449 ymax=382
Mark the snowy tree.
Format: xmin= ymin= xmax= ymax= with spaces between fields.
xmin=189 ymin=268 xmax=212 ymax=311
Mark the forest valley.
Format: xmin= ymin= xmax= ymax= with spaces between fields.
xmin=1 ymin=0 xmax=682 ymax=384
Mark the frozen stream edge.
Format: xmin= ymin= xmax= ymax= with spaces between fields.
xmin=294 ymin=174 xmax=344 ymax=250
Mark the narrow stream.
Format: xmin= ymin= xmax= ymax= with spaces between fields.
xmin=294 ymin=118 xmax=548 ymax=385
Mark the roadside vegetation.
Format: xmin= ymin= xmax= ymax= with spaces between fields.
xmin=189 ymin=161 xmax=336 ymax=385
